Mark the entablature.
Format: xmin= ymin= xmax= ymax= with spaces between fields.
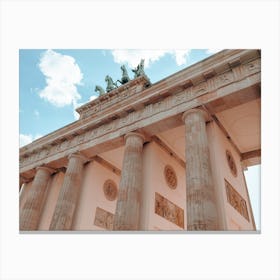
xmin=20 ymin=49 xmax=261 ymax=175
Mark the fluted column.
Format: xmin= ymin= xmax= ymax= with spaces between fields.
xmin=19 ymin=175 xmax=29 ymax=191
xmin=20 ymin=166 xmax=55 ymax=230
xmin=182 ymin=109 xmax=219 ymax=230
xmin=19 ymin=176 xmax=30 ymax=208
xmin=49 ymin=153 xmax=87 ymax=230
xmin=113 ymin=132 xmax=145 ymax=230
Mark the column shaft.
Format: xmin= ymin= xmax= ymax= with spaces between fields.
xmin=49 ymin=153 xmax=87 ymax=230
xmin=183 ymin=109 xmax=219 ymax=230
xmin=19 ymin=176 xmax=30 ymax=209
xmin=113 ymin=132 xmax=145 ymax=230
xmin=20 ymin=167 xmax=54 ymax=230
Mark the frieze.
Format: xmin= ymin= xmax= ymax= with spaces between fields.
xmin=173 ymin=91 xmax=187 ymax=105
xmin=77 ymin=134 xmax=85 ymax=144
xmin=20 ymin=57 xmax=261 ymax=171
xmin=225 ymin=179 xmax=249 ymax=221
xmin=60 ymin=140 xmax=69 ymax=150
xmin=93 ymin=207 xmax=114 ymax=230
xmin=155 ymin=192 xmax=184 ymax=228
xmin=193 ymin=81 xmax=208 ymax=95
xmin=244 ymin=58 xmax=261 ymax=75
xmin=206 ymin=77 xmax=216 ymax=91
xmin=215 ymin=71 xmax=234 ymax=88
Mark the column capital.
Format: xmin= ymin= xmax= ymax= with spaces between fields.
xmin=182 ymin=108 xmax=208 ymax=122
xmin=19 ymin=175 xmax=30 ymax=184
xmin=36 ymin=166 xmax=56 ymax=175
xmin=124 ymin=132 xmax=145 ymax=144
xmin=68 ymin=152 xmax=88 ymax=163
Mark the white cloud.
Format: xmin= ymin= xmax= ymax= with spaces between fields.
xmin=19 ymin=133 xmax=42 ymax=147
xmin=111 ymin=49 xmax=191 ymax=68
xmin=89 ymin=95 xmax=98 ymax=101
xmin=206 ymin=49 xmax=223 ymax=54
xmin=38 ymin=49 xmax=83 ymax=107
xmin=72 ymin=99 xmax=84 ymax=120
xmin=20 ymin=134 xmax=33 ymax=147
xmin=34 ymin=134 xmax=42 ymax=140
xmin=72 ymin=95 xmax=99 ymax=120
xmin=173 ymin=50 xmax=191 ymax=66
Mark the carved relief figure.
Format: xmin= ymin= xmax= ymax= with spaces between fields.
xmin=103 ymin=179 xmax=118 ymax=201
xmin=155 ymin=192 xmax=184 ymax=228
xmin=94 ymin=207 xmax=114 ymax=230
xmin=226 ymin=150 xmax=237 ymax=176
xmin=240 ymin=199 xmax=249 ymax=221
xmin=164 ymin=165 xmax=177 ymax=189
xmin=224 ymin=180 xmax=249 ymax=221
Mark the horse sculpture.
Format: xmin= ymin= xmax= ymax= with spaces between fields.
xmin=116 ymin=65 xmax=130 ymax=85
xmin=95 ymin=85 xmax=105 ymax=96
xmin=105 ymin=75 xmax=117 ymax=92
xmin=132 ymin=59 xmax=151 ymax=86
xmin=132 ymin=59 xmax=146 ymax=78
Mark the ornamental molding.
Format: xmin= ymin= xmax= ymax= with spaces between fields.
xmin=20 ymin=50 xmax=260 ymax=174
xmin=103 ymin=179 xmax=118 ymax=201
xmin=226 ymin=150 xmax=237 ymax=177
xmin=164 ymin=165 xmax=178 ymax=189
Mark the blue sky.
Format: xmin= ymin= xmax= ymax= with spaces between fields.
xmin=19 ymin=49 xmax=260 ymax=229
xmin=19 ymin=49 xmax=220 ymax=141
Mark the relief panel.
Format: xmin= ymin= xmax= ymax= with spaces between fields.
xmin=155 ymin=192 xmax=184 ymax=228
xmin=93 ymin=207 xmax=114 ymax=230
xmin=225 ymin=179 xmax=249 ymax=221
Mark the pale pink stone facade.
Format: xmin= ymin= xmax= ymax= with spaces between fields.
xmin=19 ymin=49 xmax=260 ymax=231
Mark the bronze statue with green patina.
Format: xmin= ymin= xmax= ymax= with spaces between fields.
xmin=132 ymin=59 xmax=151 ymax=86
xmin=132 ymin=59 xmax=146 ymax=78
xmin=116 ymin=65 xmax=130 ymax=85
xmin=105 ymin=75 xmax=117 ymax=92
xmin=95 ymin=85 xmax=105 ymax=96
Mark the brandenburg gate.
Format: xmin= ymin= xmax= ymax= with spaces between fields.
xmin=19 ymin=49 xmax=261 ymax=231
